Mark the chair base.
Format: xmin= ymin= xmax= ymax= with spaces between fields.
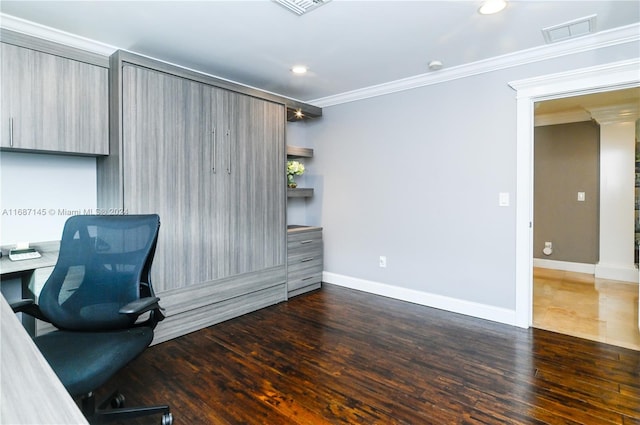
xmin=81 ymin=390 xmax=172 ymax=424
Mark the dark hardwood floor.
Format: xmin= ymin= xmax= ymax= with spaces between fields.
xmin=95 ymin=284 xmax=640 ymax=424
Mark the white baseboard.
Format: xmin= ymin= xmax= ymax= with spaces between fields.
xmin=533 ymin=258 xmax=595 ymax=274
xmin=533 ymin=258 xmax=638 ymax=284
xmin=594 ymin=263 xmax=638 ymax=283
xmin=322 ymin=272 xmax=517 ymax=326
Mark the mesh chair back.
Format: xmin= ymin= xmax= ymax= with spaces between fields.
xmin=39 ymin=214 xmax=160 ymax=331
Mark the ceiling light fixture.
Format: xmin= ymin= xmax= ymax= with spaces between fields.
xmin=295 ymin=109 xmax=304 ymax=119
xmin=291 ymin=65 xmax=308 ymax=75
xmin=478 ymin=0 xmax=507 ymax=15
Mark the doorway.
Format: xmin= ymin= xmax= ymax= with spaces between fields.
xmin=530 ymin=90 xmax=640 ymax=350
xmin=509 ymin=58 xmax=640 ymax=329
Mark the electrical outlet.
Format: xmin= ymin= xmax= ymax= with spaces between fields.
xmin=379 ymin=256 xmax=387 ymax=268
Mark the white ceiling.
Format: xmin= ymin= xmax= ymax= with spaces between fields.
xmin=1 ymin=1 xmax=639 ymax=104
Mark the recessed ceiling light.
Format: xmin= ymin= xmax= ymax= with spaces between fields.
xmin=291 ymin=65 xmax=308 ymax=75
xmin=479 ymin=0 xmax=507 ymax=15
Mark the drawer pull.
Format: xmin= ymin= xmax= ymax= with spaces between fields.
xmin=299 ymin=240 xmax=314 ymax=245
xmin=302 ymin=276 xmax=315 ymax=281
xmin=300 ymin=257 xmax=314 ymax=263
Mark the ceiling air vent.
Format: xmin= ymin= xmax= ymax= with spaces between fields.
xmin=275 ymin=0 xmax=331 ymax=16
xmin=542 ymin=14 xmax=597 ymax=44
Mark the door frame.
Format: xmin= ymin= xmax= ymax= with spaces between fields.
xmin=509 ymin=58 xmax=640 ymax=328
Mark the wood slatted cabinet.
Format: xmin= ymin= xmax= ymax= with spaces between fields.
xmin=0 ymin=42 xmax=108 ymax=155
xmin=287 ymin=226 xmax=323 ymax=297
xmin=100 ymin=51 xmax=286 ymax=343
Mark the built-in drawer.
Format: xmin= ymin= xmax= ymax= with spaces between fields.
xmin=287 ymin=226 xmax=323 ymax=297
xmin=288 ymin=230 xmax=322 ymax=251
xmin=288 ymin=272 xmax=322 ymax=293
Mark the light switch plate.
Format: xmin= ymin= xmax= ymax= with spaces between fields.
xmin=577 ymin=192 xmax=586 ymax=202
xmin=499 ymin=192 xmax=510 ymax=207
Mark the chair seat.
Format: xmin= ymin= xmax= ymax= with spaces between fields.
xmin=35 ymin=327 xmax=154 ymax=397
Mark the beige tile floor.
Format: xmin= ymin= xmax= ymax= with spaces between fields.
xmin=533 ymin=267 xmax=640 ymax=351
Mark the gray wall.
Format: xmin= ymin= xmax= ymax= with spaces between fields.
xmin=304 ymin=42 xmax=639 ymax=311
xmin=534 ymin=122 xmax=600 ymax=263
xmin=286 ymin=120 xmax=318 ymax=227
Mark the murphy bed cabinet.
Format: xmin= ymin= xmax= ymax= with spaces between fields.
xmin=99 ymin=51 xmax=288 ymax=343
xmin=0 ymin=30 xmax=108 ymax=155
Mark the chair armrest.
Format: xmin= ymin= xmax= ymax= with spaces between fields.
xmin=10 ymin=299 xmax=34 ymax=312
xmin=119 ymin=297 xmax=162 ymax=317
xmin=9 ymin=299 xmax=50 ymax=323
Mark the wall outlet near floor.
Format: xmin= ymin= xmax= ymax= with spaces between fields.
xmin=379 ymin=256 xmax=387 ymax=268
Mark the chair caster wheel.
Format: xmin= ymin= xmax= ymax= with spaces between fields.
xmin=111 ymin=393 xmax=125 ymax=408
xmin=161 ymin=412 xmax=173 ymax=425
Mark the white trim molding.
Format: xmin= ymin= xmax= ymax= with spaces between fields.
xmin=533 ymin=259 xmax=596 ymax=275
xmin=0 ymin=13 xmax=117 ymax=56
xmin=588 ymin=103 xmax=640 ymax=125
xmin=509 ymin=58 xmax=640 ymax=329
xmin=311 ymin=23 xmax=640 ymax=108
xmin=594 ymin=263 xmax=639 ymax=284
xmin=323 ymin=272 xmax=517 ymax=326
xmin=534 ymin=110 xmax=592 ymax=127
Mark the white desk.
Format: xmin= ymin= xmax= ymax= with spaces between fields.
xmin=0 ymin=242 xmax=59 ymax=335
xmin=0 ymin=294 xmax=88 ymax=424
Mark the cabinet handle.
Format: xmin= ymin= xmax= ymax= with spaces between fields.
xmin=9 ymin=117 xmax=14 ymax=147
xmin=300 ymin=257 xmax=314 ymax=263
xmin=226 ymin=129 xmax=232 ymax=174
xmin=299 ymin=240 xmax=314 ymax=245
xmin=302 ymin=276 xmax=315 ymax=281
xmin=211 ymin=128 xmax=216 ymax=174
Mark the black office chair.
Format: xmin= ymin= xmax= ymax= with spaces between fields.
xmin=12 ymin=214 xmax=172 ymax=425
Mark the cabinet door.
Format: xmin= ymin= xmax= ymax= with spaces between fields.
xmin=0 ymin=43 xmax=108 ymax=155
xmin=122 ymin=65 xmax=214 ymax=291
xmin=227 ymin=94 xmax=286 ymax=275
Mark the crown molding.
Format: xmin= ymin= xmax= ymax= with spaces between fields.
xmin=509 ymin=58 xmax=640 ymax=102
xmin=2 ymin=12 xmax=638 ymax=110
xmin=311 ymin=23 xmax=640 ymax=108
xmin=534 ymin=109 xmax=592 ymax=127
xmin=0 ymin=13 xmax=117 ymax=56
xmin=588 ymin=103 xmax=640 ymax=125
xmin=0 ymin=12 xmax=318 ymax=111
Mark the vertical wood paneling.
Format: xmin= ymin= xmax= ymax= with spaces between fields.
xmin=0 ymin=43 xmax=108 ymax=155
xmin=228 ymin=95 xmax=286 ymax=275
xmin=122 ymin=66 xmax=213 ymax=291
xmin=101 ymin=56 xmax=286 ymax=340
xmin=119 ymin=64 xmax=285 ymax=291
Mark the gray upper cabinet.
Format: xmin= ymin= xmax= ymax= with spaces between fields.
xmin=1 ymin=42 xmax=108 ymax=155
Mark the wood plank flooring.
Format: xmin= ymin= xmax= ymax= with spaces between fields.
xmin=533 ymin=267 xmax=640 ymax=351
xmin=96 ymin=284 xmax=640 ymax=425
